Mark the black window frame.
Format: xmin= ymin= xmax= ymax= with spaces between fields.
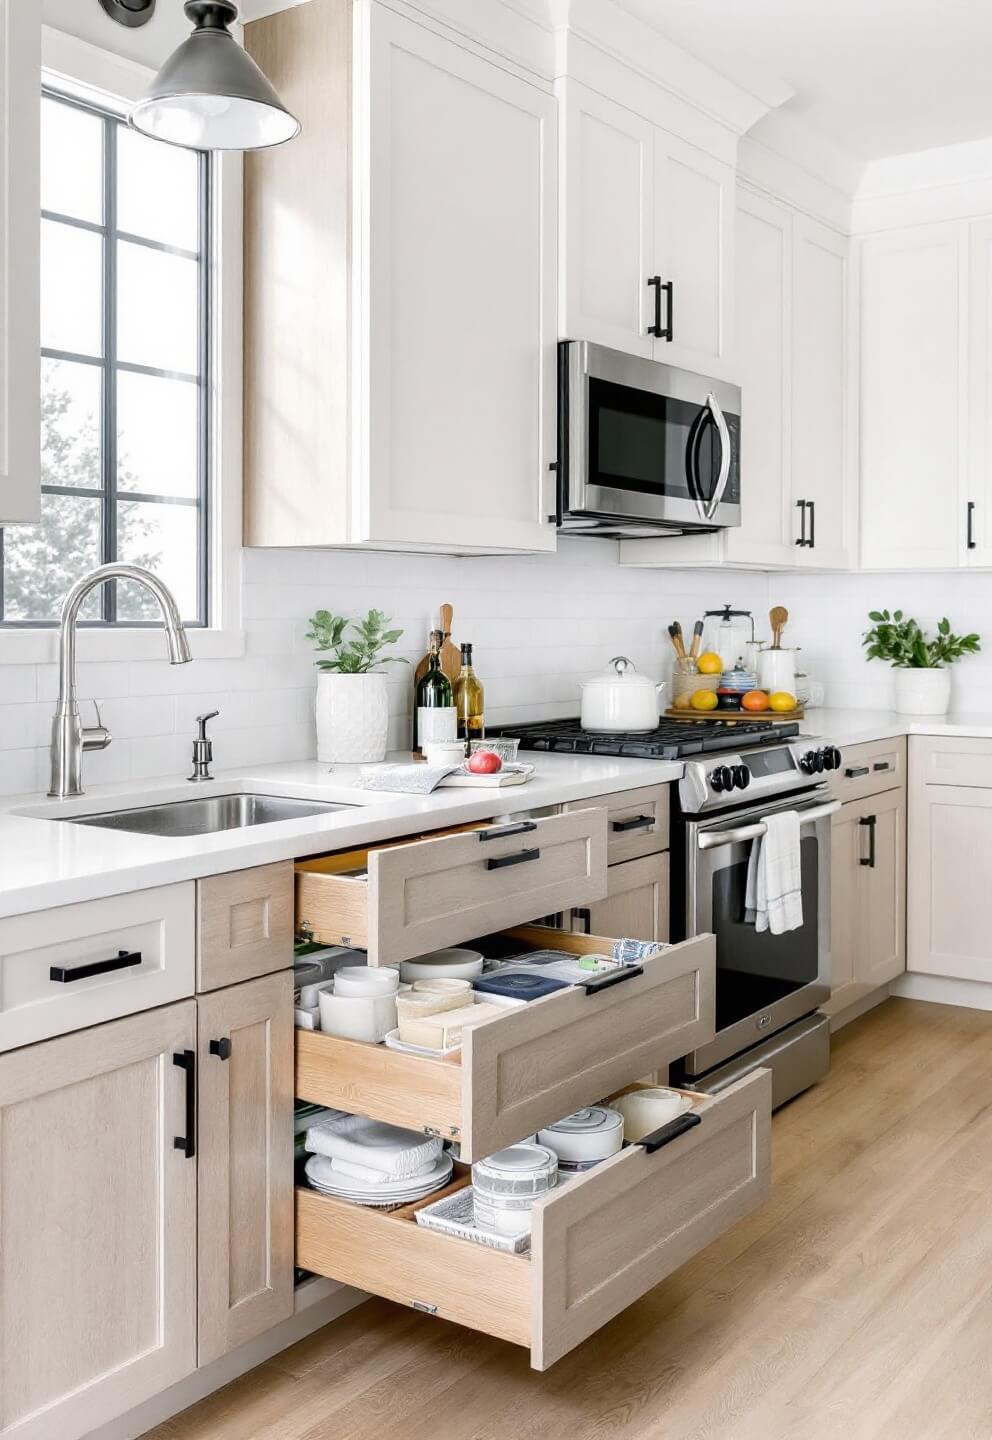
xmin=0 ymin=83 xmax=212 ymax=628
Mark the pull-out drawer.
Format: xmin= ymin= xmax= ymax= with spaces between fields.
xmin=911 ymin=734 xmax=992 ymax=789
xmin=0 ymin=883 xmax=195 ymax=1053
xmin=296 ymin=1069 xmax=771 ymax=1369
xmin=828 ymin=736 xmax=905 ymax=804
xmin=295 ymin=927 xmax=715 ymax=1160
xmin=294 ymin=810 xmax=608 ymax=965
xmin=197 ymin=861 xmax=294 ymax=991
xmin=565 ymin=784 xmax=670 ymax=864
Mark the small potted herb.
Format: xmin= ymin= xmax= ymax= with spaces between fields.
xmin=307 ymin=609 xmax=406 ymax=762
xmin=862 ymin=610 xmax=980 ymax=715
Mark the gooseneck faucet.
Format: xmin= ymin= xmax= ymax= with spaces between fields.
xmin=49 ymin=564 xmax=192 ymax=798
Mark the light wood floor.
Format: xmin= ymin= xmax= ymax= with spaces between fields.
xmin=147 ymin=998 xmax=992 ymax=1440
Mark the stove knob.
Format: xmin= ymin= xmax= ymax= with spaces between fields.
xmin=710 ymin=765 xmax=734 ymax=793
xmin=824 ymin=746 xmax=842 ymax=771
xmin=733 ymin=764 xmax=751 ymax=791
xmin=813 ymin=749 xmax=825 ymax=773
xmin=798 ymin=751 xmax=817 ymax=775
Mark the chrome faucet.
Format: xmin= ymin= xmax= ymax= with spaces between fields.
xmin=49 ymin=564 xmax=192 ymax=798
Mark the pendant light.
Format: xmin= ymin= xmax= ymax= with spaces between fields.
xmin=129 ymin=0 xmax=301 ymax=152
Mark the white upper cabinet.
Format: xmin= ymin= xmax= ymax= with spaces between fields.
xmin=859 ymin=224 xmax=963 ymax=569
xmin=967 ymin=218 xmax=992 ymax=565
xmin=0 ymin=0 xmax=40 ymax=525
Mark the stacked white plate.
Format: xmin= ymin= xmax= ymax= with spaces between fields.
xmin=304 ymin=1151 xmax=453 ymax=1207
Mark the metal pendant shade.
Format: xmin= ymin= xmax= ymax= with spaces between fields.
xmin=129 ymin=0 xmax=300 ymax=152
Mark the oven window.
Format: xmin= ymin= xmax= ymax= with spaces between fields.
xmin=710 ymin=834 xmax=820 ymax=1032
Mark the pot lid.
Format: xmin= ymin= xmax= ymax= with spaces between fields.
xmin=581 ymin=656 xmax=659 ymax=691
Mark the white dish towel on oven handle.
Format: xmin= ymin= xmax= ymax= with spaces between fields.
xmin=745 ymin=809 xmax=803 ymax=935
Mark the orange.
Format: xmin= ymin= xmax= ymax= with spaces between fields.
xmin=741 ymin=690 xmax=770 ymax=711
xmin=697 ymin=652 xmax=723 ymax=676
xmin=690 ymin=688 xmax=719 ymax=711
xmin=768 ymin=691 xmax=797 ymax=712
xmin=673 ymin=691 xmax=693 ymax=710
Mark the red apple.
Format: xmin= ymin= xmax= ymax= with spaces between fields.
xmin=467 ymin=750 xmax=502 ymax=774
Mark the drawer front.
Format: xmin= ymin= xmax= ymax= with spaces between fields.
xmin=911 ymin=734 xmax=992 ymax=789
xmin=828 ymin=736 xmax=905 ymax=803
xmin=197 ymin=862 xmax=294 ymax=991
xmin=573 ymin=853 xmax=670 ymax=945
xmin=295 ymin=929 xmax=715 ymax=1161
xmin=295 ymin=1069 xmax=770 ymax=1370
xmin=296 ymin=810 xmax=608 ymax=965
xmin=566 ymin=785 xmax=670 ymax=864
xmin=0 ymin=884 xmax=195 ymax=1053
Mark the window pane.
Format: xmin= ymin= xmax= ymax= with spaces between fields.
xmin=117 ymin=127 xmax=198 ymax=252
xmin=41 ymin=219 xmax=103 ymax=357
xmin=2 ymin=494 xmax=102 ymax=621
xmin=116 ymin=501 xmax=199 ymax=622
xmin=42 ymin=359 xmax=102 ymax=490
xmin=117 ymin=240 xmax=198 ymax=375
xmin=117 ymin=372 xmax=198 ymax=498
xmin=41 ymin=96 xmax=103 ymax=224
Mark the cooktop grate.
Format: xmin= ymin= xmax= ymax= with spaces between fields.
xmin=491 ymin=716 xmax=800 ymax=760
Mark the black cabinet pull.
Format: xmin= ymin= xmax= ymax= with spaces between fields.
xmin=859 ymin=814 xmax=877 ymax=868
xmin=477 ymin=821 xmax=537 ymax=843
xmin=845 ymin=765 xmax=869 ymax=778
xmin=808 ymin=499 xmax=816 ymax=549
xmin=872 ymin=760 xmax=892 ymax=772
xmin=611 ymin=814 xmax=655 ymax=833
xmin=795 ymin=499 xmax=808 ymax=547
xmin=968 ymin=501 xmax=977 ymax=550
xmin=637 ymin=1110 xmax=701 ymax=1153
xmin=582 ymin=963 xmax=643 ymax=995
xmin=50 ymin=948 xmax=141 ymax=984
xmin=647 ymin=277 xmax=673 ymax=341
xmin=173 ymin=1050 xmax=196 ymax=1159
xmin=209 ymin=1037 xmax=232 ymax=1061
xmin=485 ymin=848 xmax=540 ymax=871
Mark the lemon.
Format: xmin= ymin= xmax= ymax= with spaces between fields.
xmin=697 ymin=652 xmax=723 ymax=676
xmin=690 ymin=688 xmax=719 ymax=711
xmin=673 ymin=692 xmax=693 ymax=710
xmin=768 ymin=691 xmax=797 ymax=712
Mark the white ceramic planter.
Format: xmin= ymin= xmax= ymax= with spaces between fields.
xmin=893 ymin=667 xmax=952 ymax=716
xmin=315 ymin=671 xmax=389 ymax=763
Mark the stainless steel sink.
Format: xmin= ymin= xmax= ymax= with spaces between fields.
xmin=68 ymin=792 xmax=353 ymax=838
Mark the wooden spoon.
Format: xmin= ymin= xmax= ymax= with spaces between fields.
xmin=769 ymin=605 xmax=789 ymax=649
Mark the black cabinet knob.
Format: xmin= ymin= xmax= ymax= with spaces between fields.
xmin=209 ymin=1037 xmax=232 ymax=1061
xmin=799 ymin=751 xmax=817 ymax=775
xmin=733 ymin=764 xmax=751 ymax=790
xmin=710 ymin=765 xmax=734 ymax=792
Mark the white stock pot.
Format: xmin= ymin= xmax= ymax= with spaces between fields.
xmin=579 ymin=656 xmax=665 ymax=732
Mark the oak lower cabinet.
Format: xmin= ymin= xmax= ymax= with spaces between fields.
xmin=197 ymin=971 xmax=295 ymax=1366
xmin=572 ymin=852 xmax=670 ymax=944
xmin=826 ymin=785 xmax=906 ymax=1015
xmin=0 ymin=1003 xmax=197 ymax=1440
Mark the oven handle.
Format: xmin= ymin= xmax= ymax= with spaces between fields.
xmin=696 ymin=799 xmax=841 ymax=850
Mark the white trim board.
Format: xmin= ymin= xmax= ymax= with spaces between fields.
xmin=892 ymin=973 xmax=992 ymax=1012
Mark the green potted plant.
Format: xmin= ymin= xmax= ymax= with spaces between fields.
xmin=862 ymin=610 xmax=980 ymax=715
xmin=306 ymin=610 xmax=406 ymax=762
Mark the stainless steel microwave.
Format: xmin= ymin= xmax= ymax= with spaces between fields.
xmin=554 ymin=340 xmax=742 ymax=537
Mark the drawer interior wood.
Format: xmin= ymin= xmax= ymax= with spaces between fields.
xmin=295 ymin=1069 xmax=770 ymax=1370
xmin=295 ymin=928 xmax=715 ymax=1159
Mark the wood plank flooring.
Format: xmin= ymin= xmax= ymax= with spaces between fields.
xmin=146 ymin=999 xmax=992 ymax=1440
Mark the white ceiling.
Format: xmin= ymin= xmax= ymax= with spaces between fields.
xmin=617 ymin=0 xmax=992 ymax=163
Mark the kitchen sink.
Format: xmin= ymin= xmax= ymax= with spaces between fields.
xmin=67 ymin=792 xmax=354 ymax=838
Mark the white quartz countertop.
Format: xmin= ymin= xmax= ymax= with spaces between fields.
xmin=801 ymin=708 xmax=992 ymax=746
xmin=0 ymin=752 xmax=682 ymax=920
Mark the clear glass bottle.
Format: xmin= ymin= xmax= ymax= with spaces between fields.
xmin=414 ymin=629 xmax=456 ymax=752
xmin=454 ymin=642 xmax=485 ymax=744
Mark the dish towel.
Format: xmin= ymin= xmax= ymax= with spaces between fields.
xmin=357 ymin=764 xmax=460 ymax=794
xmin=305 ymin=1109 xmax=443 ymax=1177
xmin=745 ymin=810 xmax=803 ymax=935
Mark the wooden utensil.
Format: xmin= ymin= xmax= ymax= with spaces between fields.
xmin=689 ymin=620 xmax=704 ymax=661
xmin=413 ymin=603 xmax=461 ymax=687
xmin=668 ymin=622 xmax=687 ymax=662
xmin=769 ymin=606 xmax=789 ymax=649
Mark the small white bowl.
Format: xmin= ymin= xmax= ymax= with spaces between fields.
xmin=612 ymin=1088 xmax=693 ymax=1143
xmin=333 ymin=965 xmax=399 ymax=998
xmin=400 ymin=948 xmax=484 ymax=983
xmin=537 ymin=1106 xmax=624 ymax=1164
xmin=318 ymin=989 xmax=396 ymax=1043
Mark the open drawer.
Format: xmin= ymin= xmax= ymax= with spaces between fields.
xmin=294 ymin=810 xmax=608 ymax=965
xmin=296 ymin=1069 xmax=771 ymax=1369
xmin=295 ymin=927 xmax=715 ymax=1160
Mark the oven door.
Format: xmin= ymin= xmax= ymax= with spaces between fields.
xmin=683 ymin=793 xmax=839 ymax=1074
xmin=562 ymin=342 xmax=741 ymax=530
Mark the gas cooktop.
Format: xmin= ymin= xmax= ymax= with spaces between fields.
xmin=492 ymin=717 xmax=801 ymax=761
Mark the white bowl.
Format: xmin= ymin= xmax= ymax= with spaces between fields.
xmin=612 ymin=1088 xmax=693 ymax=1143
xmin=333 ymin=965 xmax=399 ymax=998
xmin=537 ymin=1106 xmax=624 ymax=1164
xmin=400 ymin=948 xmax=484 ymax=983
xmin=318 ymin=989 xmax=396 ymax=1043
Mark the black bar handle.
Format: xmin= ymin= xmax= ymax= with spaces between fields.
xmin=659 ymin=280 xmax=673 ymax=341
xmin=611 ymin=814 xmax=655 ymax=833
xmin=845 ymin=765 xmax=869 ymax=778
xmin=477 ymin=821 xmax=537 ymax=843
xmin=209 ymin=1037 xmax=232 ymax=1061
xmin=647 ymin=275 xmax=663 ymax=336
xmin=582 ymin=963 xmax=643 ymax=995
xmin=637 ymin=1110 xmax=701 ymax=1153
xmin=173 ymin=1050 xmax=196 ymax=1159
xmin=872 ymin=760 xmax=892 ymax=772
xmin=572 ymin=907 xmax=591 ymax=934
xmin=485 ymin=848 xmax=540 ymax=871
xmin=968 ymin=501 xmax=977 ymax=550
xmin=859 ymin=814 xmax=877 ymax=868
xmin=50 ymin=949 xmax=141 ymax=984
xmin=808 ymin=499 xmax=816 ymax=549
xmin=795 ymin=499 xmax=807 ymax=547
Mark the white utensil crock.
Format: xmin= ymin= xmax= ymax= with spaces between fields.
xmin=893 ymin=668 xmax=951 ymax=716
xmin=757 ymin=648 xmax=797 ymax=696
xmin=315 ymin=671 xmax=389 ymax=763
xmin=580 ymin=656 xmax=665 ymax=732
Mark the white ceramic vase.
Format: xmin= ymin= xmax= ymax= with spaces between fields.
xmin=893 ymin=667 xmax=952 ymax=716
xmin=315 ymin=671 xmax=389 ymax=763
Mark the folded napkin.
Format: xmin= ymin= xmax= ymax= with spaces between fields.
xmin=358 ymin=764 xmax=460 ymax=795
xmin=305 ymin=1110 xmax=443 ymax=1177
xmin=311 ymin=1153 xmax=439 ymax=1186
xmin=745 ymin=810 xmax=803 ymax=935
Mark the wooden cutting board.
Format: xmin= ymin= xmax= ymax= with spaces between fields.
xmin=413 ymin=602 xmax=461 ymax=687
xmin=664 ymin=706 xmax=805 ymax=723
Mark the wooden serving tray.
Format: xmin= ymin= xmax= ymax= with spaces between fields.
xmin=664 ymin=706 xmax=805 ymax=723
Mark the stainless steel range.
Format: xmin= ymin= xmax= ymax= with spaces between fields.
xmin=669 ymin=738 xmax=842 ymax=1108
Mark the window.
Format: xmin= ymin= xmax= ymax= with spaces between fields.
xmin=0 ymin=87 xmax=211 ymax=626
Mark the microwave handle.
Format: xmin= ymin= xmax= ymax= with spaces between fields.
xmin=703 ymin=392 xmax=732 ymax=521
xmin=697 ymin=799 xmax=841 ymax=850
